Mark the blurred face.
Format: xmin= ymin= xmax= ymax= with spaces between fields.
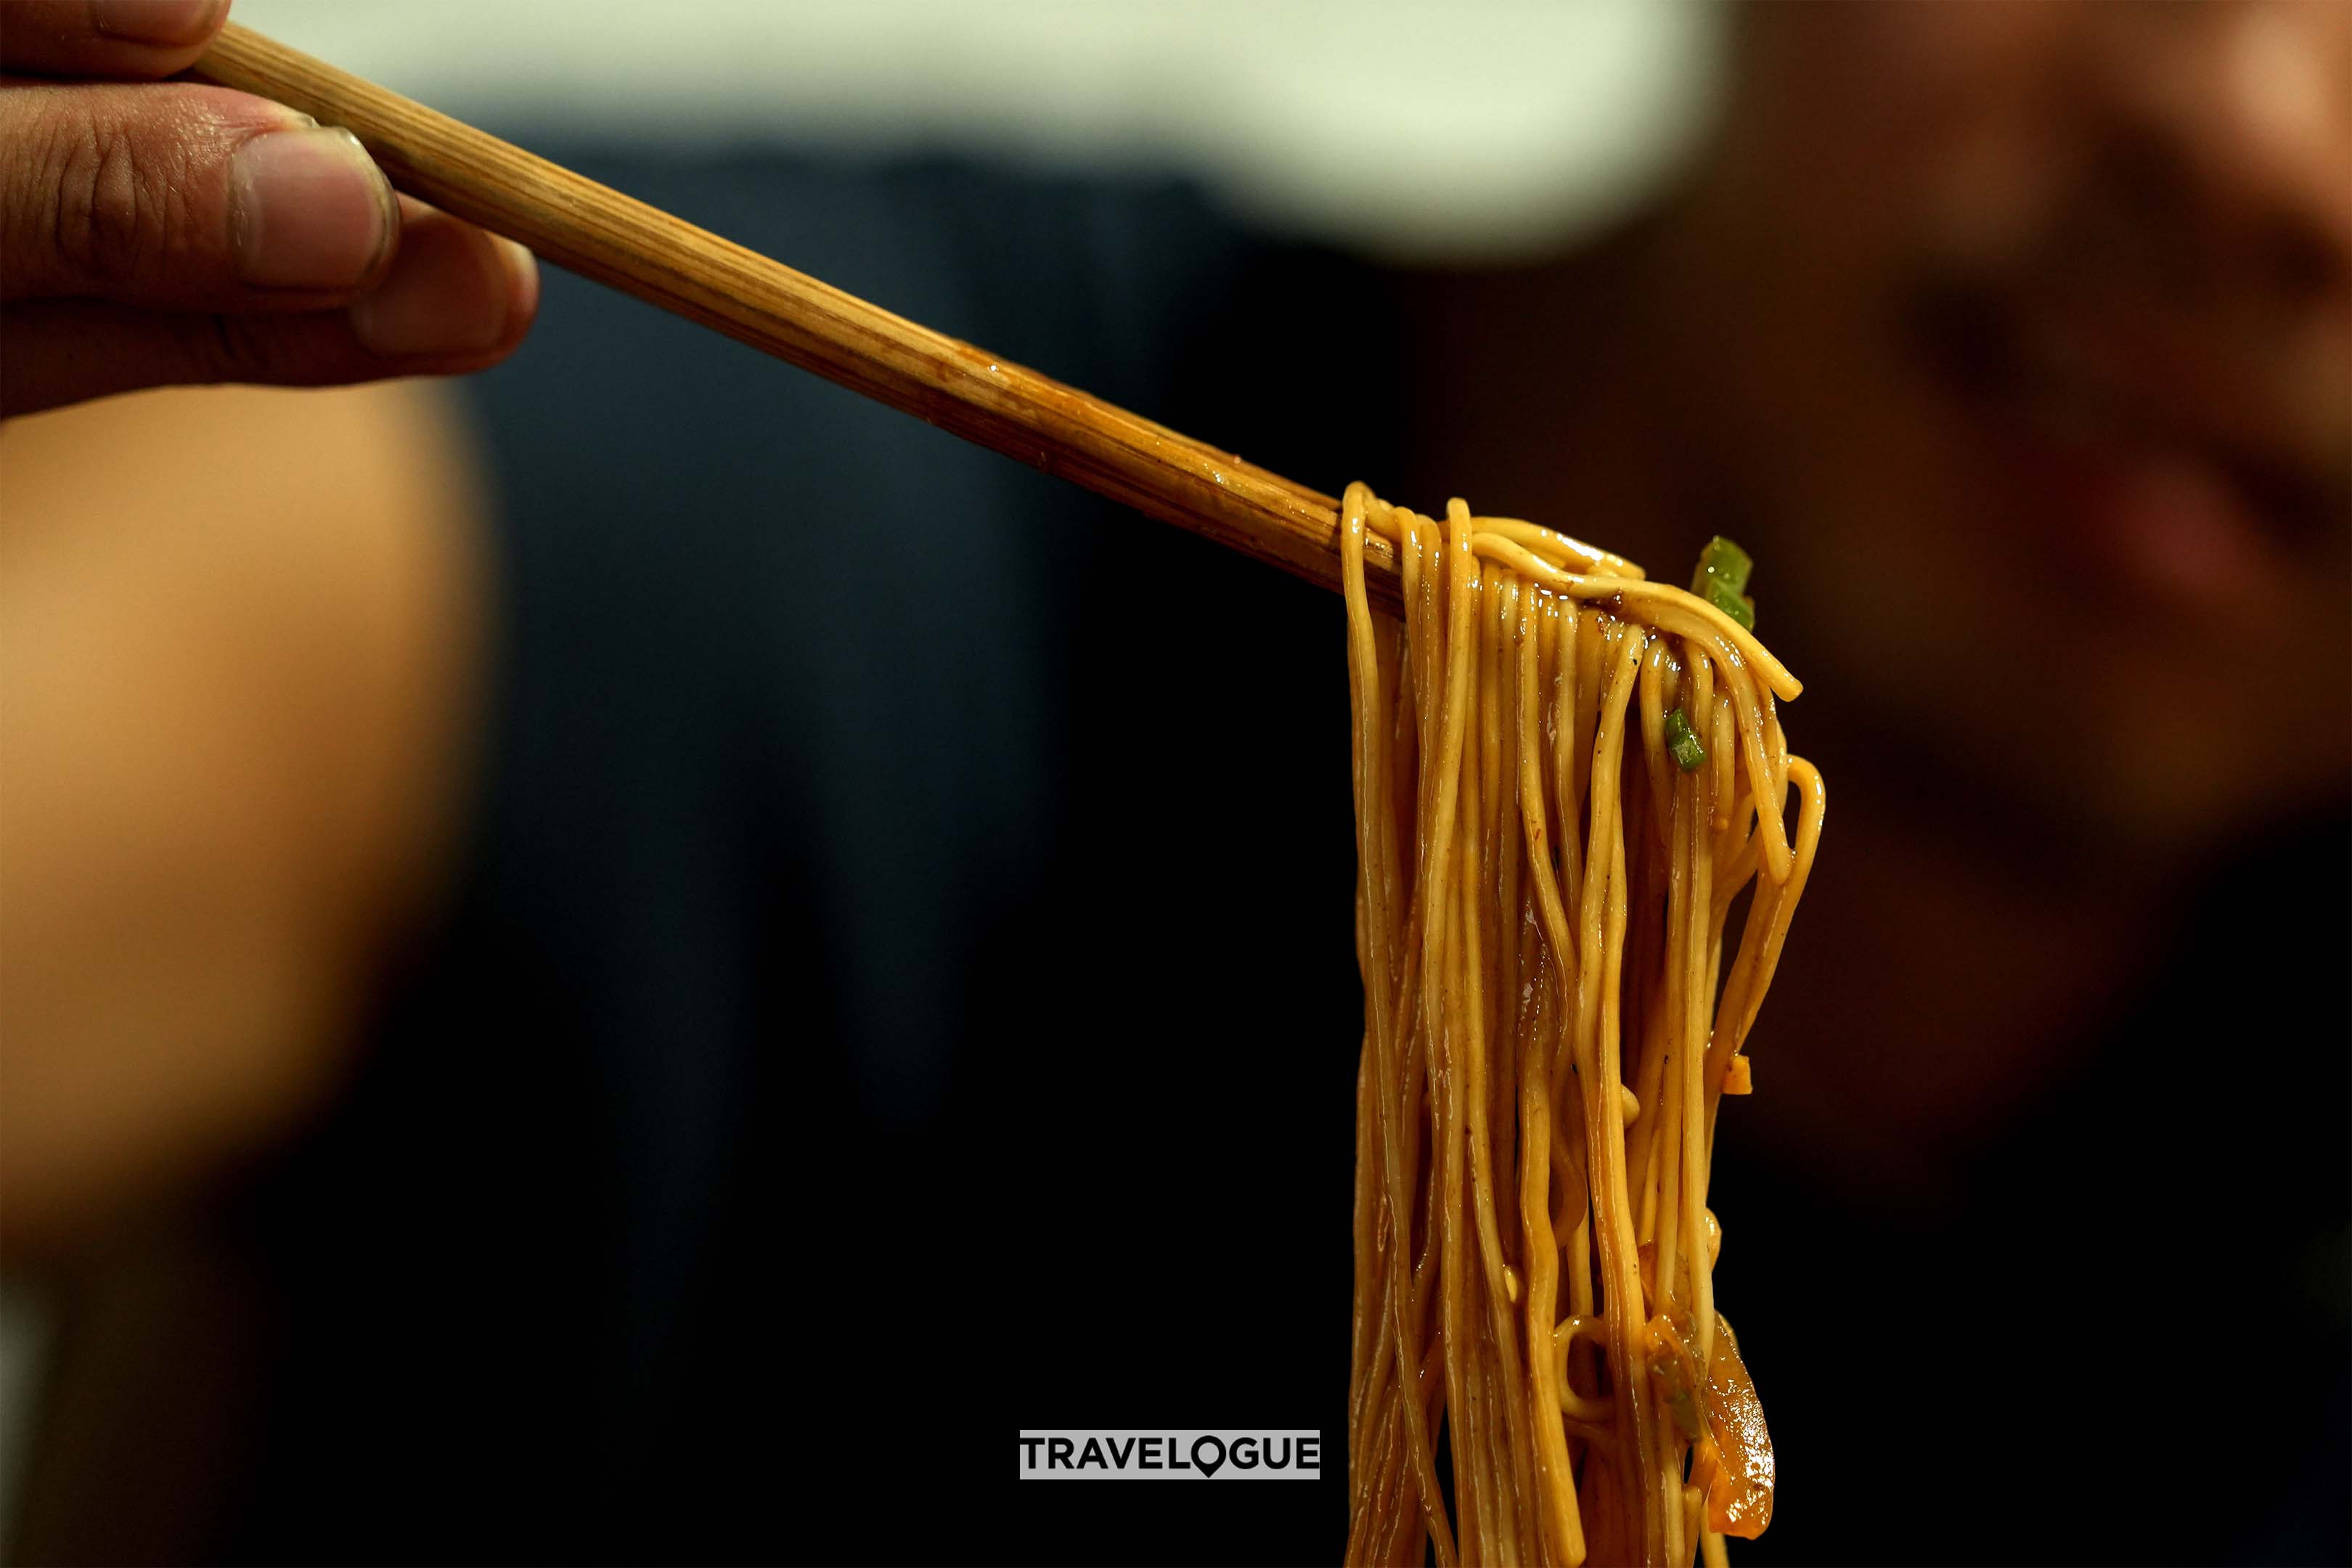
xmin=1659 ymin=1 xmax=2350 ymax=853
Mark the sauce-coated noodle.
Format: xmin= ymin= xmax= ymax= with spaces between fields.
xmin=1341 ymin=485 xmax=1823 ymax=1567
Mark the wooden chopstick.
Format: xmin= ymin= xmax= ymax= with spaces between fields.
xmin=186 ymin=23 xmax=1404 ymax=610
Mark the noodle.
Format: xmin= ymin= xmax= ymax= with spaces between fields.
xmin=1340 ymin=484 xmax=1823 ymax=1567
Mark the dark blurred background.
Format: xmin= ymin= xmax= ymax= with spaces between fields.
xmin=2 ymin=3 xmax=2345 ymax=1564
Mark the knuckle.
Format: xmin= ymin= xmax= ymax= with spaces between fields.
xmin=45 ymin=114 xmax=187 ymax=290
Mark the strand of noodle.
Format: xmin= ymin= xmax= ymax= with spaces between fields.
xmin=1578 ymin=632 xmax=1662 ymax=1560
xmin=1556 ymin=1123 xmax=1602 ymax=1514
xmin=1455 ymin=674 xmax=1540 ymax=1559
xmin=1461 ymin=577 xmax=1518 ymax=1317
xmin=1710 ymin=809 xmax=1764 ymax=928
xmin=1556 ymin=1112 xmax=1594 ymax=1317
xmin=1497 ymin=632 xmax=1549 ymax=1565
xmin=1543 ymin=604 xmax=1603 ymax=1505
xmin=1533 ymin=595 xmax=1571 ymax=968
xmin=1709 ymin=756 xmax=1826 ymax=1083
xmin=1401 ymin=515 xmax=1445 ymax=1321
xmin=1353 ymin=1311 xmax=1416 ymax=1564
xmin=1345 ymin=511 xmax=1408 ymax=1524
xmin=1426 ymin=499 xmax=1484 ymax=1559
xmin=1477 ymin=568 xmax=1505 ymax=1032
xmin=1680 ymin=759 xmax=1719 ymax=1371
xmin=1348 ymin=1404 xmax=1389 ymax=1561
xmin=1402 ymin=511 xmax=1453 ymax=1347
xmin=1636 ymin=638 xmax=1674 ymax=852
xmin=1471 ymin=515 xmax=1649 ymax=580
xmin=1358 ymin=552 xmax=1422 ymax=1568
xmin=1706 ymin=685 xmax=1735 ymax=833
xmin=1348 ymin=1034 xmax=1380 ymax=1489
xmin=1707 ymin=695 xmax=1745 ymax=869
xmin=1677 ymin=653 xmax=1722 ymax=1368
xmin=1390 ymin=525 xmax=1426 ymax=915
xmin=1461 ymin=550 xmax=1538 ymax=1563
xmin=1548 ymin=599 xmax=1586 ymax=985
xmin=1686 ymin=650 xmax=1718 ymax=830
xmin=1569 ymin=627 xmax=1640 ymax=1110
xmin=1343 ymin=884 xmax=1408 ymax=1535
xmin=1552 ymin=1317 xmax=1616 ymax=1423
xmin=1652 ymin=777 xmax=1689 ymax=1316
xmin=1550 ymin=609 xmax=1590 ymax=1103
xmin=1599 ymin=823 xmax=1667 ymax=1565
xmin=1576 ymin=617 xmax=1606 ymax=818
xmin=1735 ymin=681 xmax=1793 ymax=884
xmin=1697 ymin=890 xmax=1740 ymax=1180
xmin=1341 ymin=486 xmax=1453 ymax=1567
xmin=1623 ymin=777 xmax=1676 ymax=1254
xmin=1445 ymin=531 xmax=1523 ymax=1552
xmin=1612 ymin=772 xmax=1657 ymax=1236
xmin=1517 ymin=593 xmax=1591 ymax=1567
xmin=1655 ymin=817 xmax=1693 ymax=1568
xmin=1342 ymin=520 xmax=1388 ymax=1528
xmin=1641 ymin=732 xmax=1695 ymax=1568
xmin=1353 ymin=1172 xmax=1420 ymax=1567
xmin=1518 ymin=943 xmax=1579 ymax=1549
xmin=1344 ymin=1386 xmax=1381 ymax=1558
xmin=1486 ymin=1326 xmax=1530 ymax=1562
xmin=1495 ymin=584 xmax=1528 ymax=1288
xmin=1491 ymin=581 xmax=1527 ymax=1299
xmin=1629 ymin=995 xmax=1671 ymax=1247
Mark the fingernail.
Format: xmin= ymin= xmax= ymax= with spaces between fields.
xmin=229 ymin=127 xmax=395 ymax=290
xmin=493 ymin=235 xmax=540 ymax=324
xmin=350 ymin=224 xmax=517 ymax=358
xmin=91 ymin=0 xmax=224 ymax=45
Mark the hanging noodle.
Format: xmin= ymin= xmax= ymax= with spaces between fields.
xmin=1340 ymin=484 xmax=1824 ymax=1567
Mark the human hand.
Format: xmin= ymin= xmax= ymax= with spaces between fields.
xmin=1 ymin=0 xmax=537 ymax=417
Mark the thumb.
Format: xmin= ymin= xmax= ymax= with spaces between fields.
xmin=0 ymin=81 xmax=397 ymax=307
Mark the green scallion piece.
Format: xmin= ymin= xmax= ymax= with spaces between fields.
xmin=1665 ymin=706 xmax=1707 ymax=772
xmin=1701 ymin=578 xmax=1756 ymax=630
xmin=1691 ymin=536 xmax=1757 ymax=630
xmin=1692 ymin=536 xmax=1753 ymax=595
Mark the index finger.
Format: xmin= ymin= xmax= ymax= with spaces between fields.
xmin=1 ymin=1 xmax=228 ymax=81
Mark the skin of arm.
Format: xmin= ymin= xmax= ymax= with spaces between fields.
xmin=0 ymin=380 xmax=486 ymax=1257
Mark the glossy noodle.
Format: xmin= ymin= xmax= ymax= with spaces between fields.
xmin=1339 ymin=484 xmax=1824 ymax=1567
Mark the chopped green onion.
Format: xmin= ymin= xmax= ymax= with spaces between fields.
xmin=1691 ymin=535 xmax=1752 ymax=595
xmin=1691 ymin=536 xmax=1757 ymax=630
xmin=1701 ymin=578 xmax=1756 ymax=631
xmin=1665 ymin=706 xmax=1707 ymax=772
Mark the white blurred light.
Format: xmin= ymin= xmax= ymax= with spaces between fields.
xmin=230 ymin=0 xmax=1726 ymax=261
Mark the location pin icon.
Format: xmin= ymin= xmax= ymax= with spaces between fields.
xmin=1191 ymin=1435 xmax=1227 ymax=1478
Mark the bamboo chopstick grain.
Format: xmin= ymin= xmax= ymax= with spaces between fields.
xmin=186 ymin=23 xmax=1404 ymax=610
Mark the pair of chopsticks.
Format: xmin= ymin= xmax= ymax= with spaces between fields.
xmin=187 ymin=25 xmax=1400 ymax=609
